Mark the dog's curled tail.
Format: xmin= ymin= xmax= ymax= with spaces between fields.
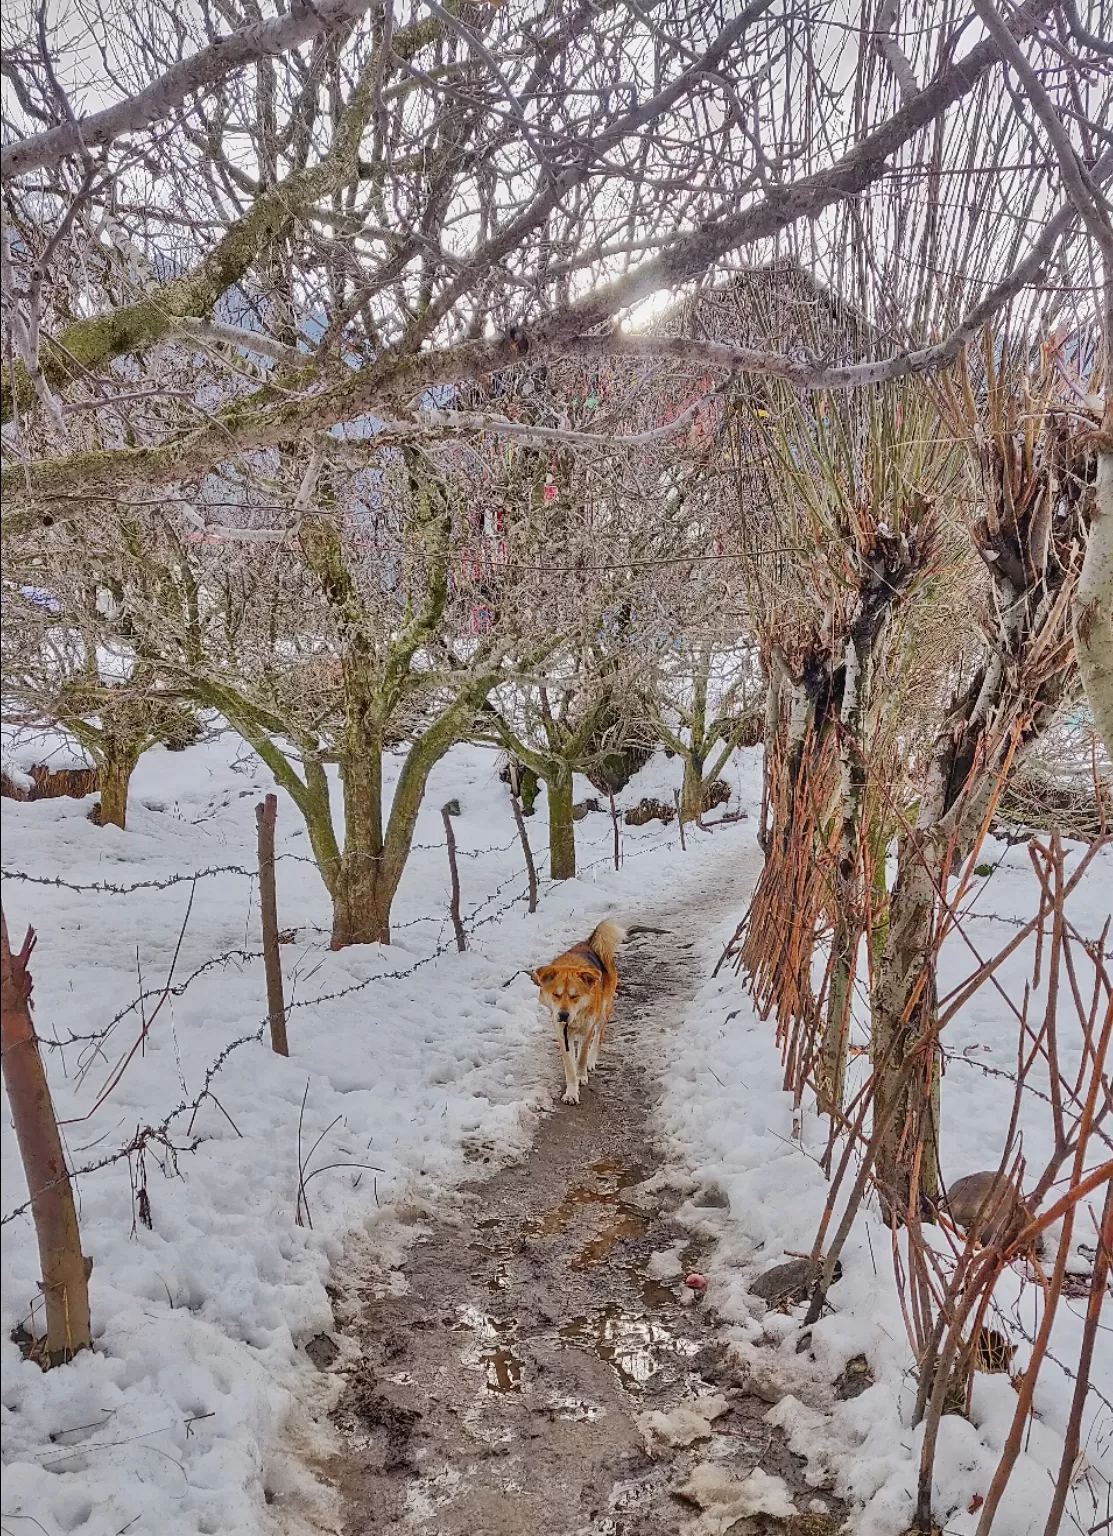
xmin=588 ymin=918 xmax=626 ymax=965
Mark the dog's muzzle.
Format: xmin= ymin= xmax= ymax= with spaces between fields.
xmin=557 ymin=1009 xmax=570 ymax=1023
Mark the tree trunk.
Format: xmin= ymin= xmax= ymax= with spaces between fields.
xmin=1 ymin=913 xmax=92 ymax=1366
xmin=871 ymin=833 xmax=942 ymax=1217
xmin=518 ymin=764 xmax=540 ymax=815
xmin=330 ymin=743 xmax=390 ymax=947
xmin=821 ymin=913 xmax=855 ymax=1117
xmin=94 ymin=737 xmax=140 ymax=829
xmin=330 ymin=864 xmax=393 ymax=947
xmin=1074 ymin=439 xmax=1113 ymax=759
xmin=680 ymin=752 xmax=705 ymax=824
xmin=819 ymin=630 xmax=872 ymax=1115
xmin=759 ymin=653 xmax=786 ymax=855
xmin=328 ymin=707 xmax=463 ymax=946
xmin=547 ymin=769 xmax=576 ymax=879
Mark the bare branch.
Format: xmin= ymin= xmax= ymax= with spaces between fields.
xmin=0 ymin=2 xmax=437 ymax=180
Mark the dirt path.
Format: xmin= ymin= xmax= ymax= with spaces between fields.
xmin=323 ymin=867 xmax=830 ymax=1535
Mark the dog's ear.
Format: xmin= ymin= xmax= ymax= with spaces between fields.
xmin=579 ymin=971 xmax=599 ymax=987
xmin=528 ymin=968 xmax=541 ymax=986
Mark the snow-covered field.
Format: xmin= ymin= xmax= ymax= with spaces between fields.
xmin=662 ymin=834 xmax=1112 ymax=1536
xmin=0 ymin=731 xmax=754 ymax=1536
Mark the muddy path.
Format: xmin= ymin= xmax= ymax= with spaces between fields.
xmin=324 ymin=873 xmax=834 ymax=1535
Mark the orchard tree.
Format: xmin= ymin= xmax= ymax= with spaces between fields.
xmin=2 ymin=537 xmax=200 ymax=829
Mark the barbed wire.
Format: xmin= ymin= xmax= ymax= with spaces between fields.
xmin=0 ymin=806 xmax=754 ymax=1226
xmin=0 ymin=854 xmax=547 ymax=1227
xmin=0 ymin=835 xmax=524 ymax=896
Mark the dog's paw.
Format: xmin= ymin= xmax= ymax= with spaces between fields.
xmin=561 ymin=1088 xmax=581 ymax=1105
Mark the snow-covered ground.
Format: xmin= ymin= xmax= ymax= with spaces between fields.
xmin=662 ymin=832 xmax=1112 ymax=1536
xmin=0 ymin=730 xmax=754 ymax=1536
xmin=3 ymin=729 xmax=1108 ymax=1536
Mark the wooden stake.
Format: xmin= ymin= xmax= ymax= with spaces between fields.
xmin=256 ymin=794 xmax=288 ymax=1056
xmin=442 ymin=803 xmax=467 ymax=951
xmin=673 ymin=789 xmax=687 ymax=851
xmin=1 ymin=910 xmax=92 ymax=1366
xmin=608 ymin=792 xmax=621 ymax=869
xmin=508 ymin=781 xmax=538 ymax=914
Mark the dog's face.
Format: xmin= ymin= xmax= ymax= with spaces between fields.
xmin=530 ymin=960 xmax=602 ymax=1028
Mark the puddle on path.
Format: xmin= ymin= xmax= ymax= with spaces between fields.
xmin=452 ymin=1303 xmax=525 ymax=1391
xmin=523 ymin=1157 xmax=652 ymax=1278
xmin=571 ymin=1210 xmax=647 ymax=1268
xmin=481 ymin=1343 xmax=523 ymax=1392
xmin=560 ymin=1304 xmax=700 ymax=1392
xmin=456 ymin=1155 xmax=702 ymax=1402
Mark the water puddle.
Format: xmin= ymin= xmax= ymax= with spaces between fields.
xmin=452 ymin=1303 xmax=523 ymax=1390
xmin=640 ymin=1275 xmax=680 ymax=1308
xmin=481 ymin=1343 xmax=523 ymax=1392
xmin=548 ymin=1395 xmax=607 ymax=1422
xmin=560 ymin=1305 xmax=699 ymax=1392
xmin=571 ymin=1211 xmax=647 ymax=1268
xmin=524 ymin=1160 xmax=646 ymax=1242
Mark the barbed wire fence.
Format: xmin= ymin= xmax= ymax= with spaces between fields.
xmin=0 ymin=799 xmax=711 ymax=1232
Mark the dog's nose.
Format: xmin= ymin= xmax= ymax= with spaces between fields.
xmin=557 ymin=1009 xmax=570 ymax=1023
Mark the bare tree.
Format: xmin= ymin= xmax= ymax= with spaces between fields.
xmin=1 ymin=574 xmax=200 ymax=829
xmin=2 ymin=4 xmax=1107 ymax=595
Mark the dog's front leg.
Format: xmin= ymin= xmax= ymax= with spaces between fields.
xmin=576 ymin=1031 xmax=593 ymax=1085
xmin=586 ymin=1018 xmax=604 ymax=1072
xmin=556 ymin=1023 xmax=580 ymax=1104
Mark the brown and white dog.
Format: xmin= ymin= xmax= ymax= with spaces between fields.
xmin=530 ymin=919 xmax=625 ymax=1104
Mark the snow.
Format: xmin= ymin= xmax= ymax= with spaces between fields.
xmin=638 ymin=1393 xmax=730 ymax=1450
xmin=676 ymin=1462 xmax=798 ymax=1532
xmin=660 ymin=814 xmax=1112 ymax=1536
xmin=2 ymin=721 xmax=94 ymax=775
xmin=1 ymin=729 xmax=755 ymax=1536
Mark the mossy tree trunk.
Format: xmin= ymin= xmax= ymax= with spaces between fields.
xmin=331 ymin=696 xmax=390 ymax=946
xmin=547 ymin=768 xmax=577 ymax=880
xmin=871 ymin=833 xmax=943 ymax=1216
xmin=63 ymin=669 xmax=183 ymax=831
xmin=481 ymin=680 xmax=616 ymax=885
xmin=95 ymin=736 xmax=142 ymax=829
xmin=679 ymin=751 xmax=706 ymax=825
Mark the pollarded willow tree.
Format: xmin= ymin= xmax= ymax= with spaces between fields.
xmin=729 ymin=370 xmax=971 ymax=1118
xmin=869 ymin=345 xmax=1100 ymax=1214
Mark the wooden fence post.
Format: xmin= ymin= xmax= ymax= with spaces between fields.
xmin=608 ymin=792 xmax=621 ymax=870
xmin=673 ymin=789 xmax=687 ymax=851
xmin=508 ymin=776 xmax=539 ymax=914
xmin=256 ymin=794 xmax=288 ymax=1056
xmin=442 ymin=802 xmax=467 ymax=951
xmin=1 ymin=910 xmax=92 ymax=1366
